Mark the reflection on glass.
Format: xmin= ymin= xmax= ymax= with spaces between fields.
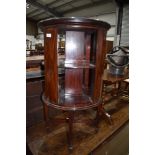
xmin=57 ymin=31 xmax=97 ymax=104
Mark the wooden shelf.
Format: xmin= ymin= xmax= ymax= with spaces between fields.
xmin=64 ymin=63 xmax=95 ymax=69
xmin=58 ymin=60 xmax=96 ymax=69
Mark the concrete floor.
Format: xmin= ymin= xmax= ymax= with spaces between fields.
xmin=92 ymin=123 xmax=129 ymax=155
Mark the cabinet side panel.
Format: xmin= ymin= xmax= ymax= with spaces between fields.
xmin=44 ymin=28 xmax=58 ymax=102
xmin=83 ymin=34 xmax=91 ymax=94
xmin=93 ymin=28 xmax=107 ymax=100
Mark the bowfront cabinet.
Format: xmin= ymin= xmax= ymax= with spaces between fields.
xmin=38 ymin=17 xmax=110 ymax=149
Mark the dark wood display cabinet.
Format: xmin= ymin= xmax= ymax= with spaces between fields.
xmin=38 ymin=17 xmax=111 ymax=149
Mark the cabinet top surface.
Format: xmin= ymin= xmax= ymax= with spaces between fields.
xmin=38 ymin=17 xmax=111 ymax=30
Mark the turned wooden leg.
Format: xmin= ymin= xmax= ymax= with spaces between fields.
xmin=43 ymin=103 xmax=49 ymax=122
xmin=124 ymin=81 xmax=129 ymax=91
xmin=66 ymin=111 xmax=74 ymax=150
xmin=117 ymin=81 xmax=122 ymax=95
xmin=43 ymin=103 xmax=51 ymax=132
xmin=94 ymin=105 xmax=102 ymax=129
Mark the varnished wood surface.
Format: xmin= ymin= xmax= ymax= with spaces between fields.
xmin=102 ymin=69 xmax=129 ymax=84
xmin=27 ymin=96 xmax=129 ymax=155
xmin=38 ymin=17 xmax=111 ymax=30
xmin=42 ymin=18 xmax=110 ymax=111
xmin=40 ymin=18 xmax=111 ymax=149
xmin=44 ymin=28 xmax=58 ymax=103
xmin=65 ymin=31 xmax=84 ymax=95
xmin=93 ymin=28 xmax=107 ymax=100
xmin=42 ymin=94 xmax=101 ymax=111
xmin=26 ymin=60 xmax=42 ymax=69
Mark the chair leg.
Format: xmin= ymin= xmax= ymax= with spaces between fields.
xmin=117 ymin=81 xmax=121 ymax=95
xmin=124 ymin=81 xmax=129 ymax=91
xmin=66 ymin=111 xmax=74 ymax=150
xmin=99 ymin=103 xmax=113 ymax=125
xmin=102 ymin=108 xmax=113 ymax=125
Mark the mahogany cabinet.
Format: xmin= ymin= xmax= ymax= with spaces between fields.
xmin=38 ymin=17 xmax=110 ymax=149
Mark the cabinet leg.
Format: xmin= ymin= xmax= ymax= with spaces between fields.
xmin=43 ymin=103 xmax=51 ymax=132
xmin=94 ymin=105 xmax=101 ymax=129
xmin=43 ymin=103 xmax=49 ymax=122
xmin=66 ymin=112 xmax=74 ymax=150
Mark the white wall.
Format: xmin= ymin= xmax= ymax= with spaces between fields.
xmin=120 ymin=4 xmax=129 ymax=47
xmin=114 ymin=4 xmax=129 ymax=47
xmin=63 ymin=1 xmax=117 ymax=42
xmin=64 ymin=2 xmax=116 ymax=17
xmin=26 ymin=35 xmax=36 ymax=50
xmin=90 ymin=12 xmax=117 ymax=41
xmin=90 ymin=13 xmax=116 ymax=25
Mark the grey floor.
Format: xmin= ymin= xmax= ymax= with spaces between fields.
xmin=92 ymin=123 xmax=129 ymax=155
